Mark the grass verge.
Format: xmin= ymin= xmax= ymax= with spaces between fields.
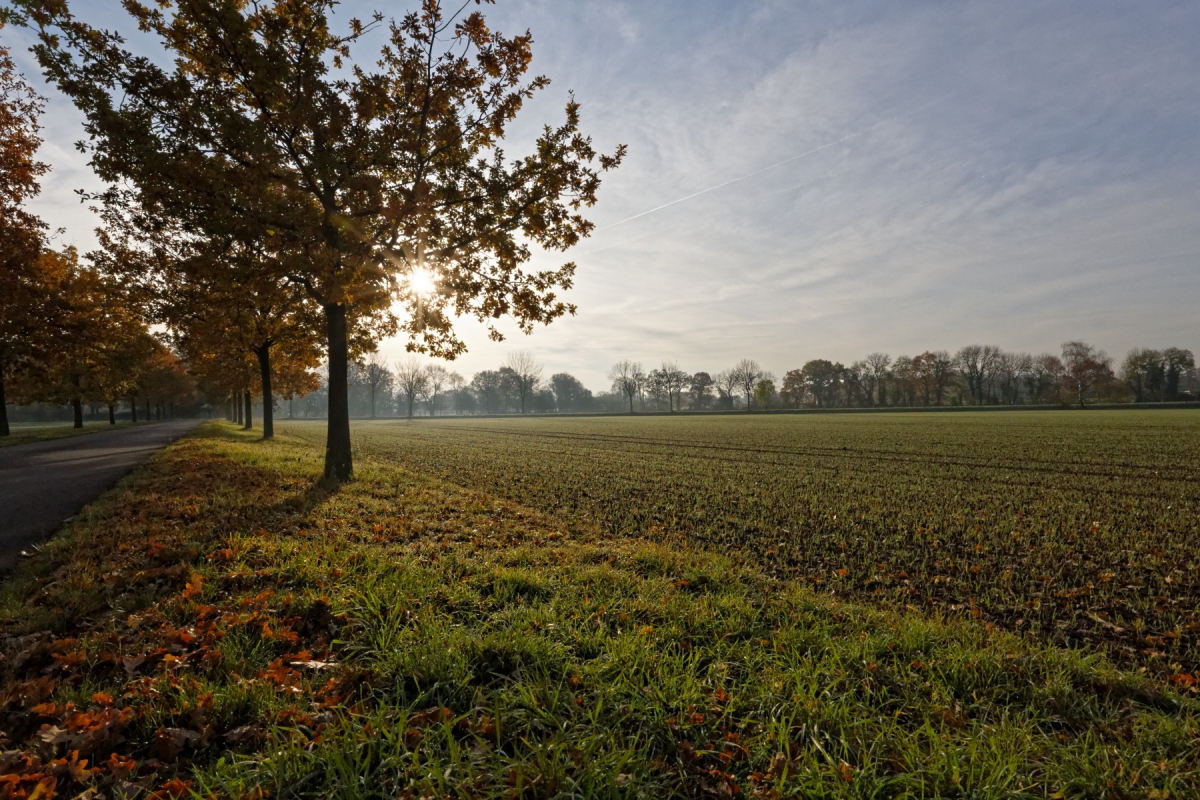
xmin=0 ymin=421 xmax=143 ymax=448
xmin=0 ymin=422 xmax=1196 ymax=799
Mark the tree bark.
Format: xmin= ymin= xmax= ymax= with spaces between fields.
xmin=71 ymin=375 xmax=83 ymax=429
xmin=146 ymin=398 xmax=151 ymax=422
xmin=323 ymin=302 xmax=353 ymax=481
xmin=130 ymin=395 xmax=137 ymax=423
xmin=0 ymin=373 xmax=9 ymax=436
xmin=108 ymin=403 xmax=116 ymax=424
xmin=255 ymin=343 xmax=274 ymax=439
xmin=243 ymin=389 xmax=253 ymax=430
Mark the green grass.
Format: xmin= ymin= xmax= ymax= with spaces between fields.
xmin=280 ymin=411 xmax=1200 ymax=674
xmin=0 ymin=422 xmax=1197 ymax=798
xmin=0 ymin=419 xmax=143 ymax=447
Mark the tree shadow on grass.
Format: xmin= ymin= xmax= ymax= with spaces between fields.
xmin=0 ymin=425 xmax=341 ymax=637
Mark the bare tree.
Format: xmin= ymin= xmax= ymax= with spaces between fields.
xmin=1161 ymin=347 xmax=1195 ymax=401
xmin=360 ymin=352 xmax=393 ymax=419
xmin=731 ymin=358 xmax=763 ymax=410
xmin=1029 ymin=354 xmax=1064 ymax=404
xmin=394 ymin=357 xmax=429 ymax=419
xmin=713 ymin=369 xmax=739 ymax=410
xmin=505 ymin=351 xmax=543 ymax=414
xmin=660 ymin=361 xmax=689 ymax=412
xmin=994 ymin=352 xmax=1032 ymax=405
xmin=954 ymin=345 xmax=1001 ymax=404
xmin=846 ymin=361 xmax=871 ymax=406
xmin=446 ymin=371 xmax=465 ymax=414
xmin=608 ymin=360 xmax=643 ymax=413
xmin=864 ymin=352 xmax=891 ymax=406
xmin=424 ymin=364 xmax=451 ymax=416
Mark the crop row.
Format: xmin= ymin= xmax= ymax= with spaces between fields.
xmin=285 ymin=410 xmax=1200 ymax=671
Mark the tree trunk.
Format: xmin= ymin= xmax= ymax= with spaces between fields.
xmin=0 ymin=373 xmax=8 ymax=436
xmin=108 ymin=403 xmax=116 ymax=424
xmin=146 ymin=398 xmax=151 ymax=421
xmin=71 ymin=374 xmax=83 ymax=429
xmin=243 ymin=389 xmax=253 ymax=430
xmin=130 ymin=395 xmax=137 ymax=423
xmin=323 ymin=302 xmax=353 ymax=481
xmin=255 ymin=343 xmax=274 ymax=439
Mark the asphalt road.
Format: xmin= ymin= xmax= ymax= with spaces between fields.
xmin=0 ymin=419 xmax=201 ymax=573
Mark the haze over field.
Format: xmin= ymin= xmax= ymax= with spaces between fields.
xmin=13 ymin=0 xmax=1200 ymax=388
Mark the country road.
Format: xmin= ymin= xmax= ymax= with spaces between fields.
xmin=0 ymin=420 xmax=201 ymax=573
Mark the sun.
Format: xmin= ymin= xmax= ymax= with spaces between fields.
xmin=407 ymin=267 xmax=437 ymax=297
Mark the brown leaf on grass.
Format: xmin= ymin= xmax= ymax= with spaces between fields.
xmin=182 ymin=573 xmax=204 ymax=598
xmin=4 ymin=675 xmax=56 ymax=709
xmin=122 ymin=655 xmax=146 ymax=675
xmin=149 ymin=777 xmax=195 ymax=799
xmin=150 ymin=727 xmax=200 ymax=761
xmin=65 ymin=708 xmax=133 ymax=756
xmin=223 ymin=724 xmax=261 ymax=747
xmin=408 ymin=706 xmax=452 ymax=728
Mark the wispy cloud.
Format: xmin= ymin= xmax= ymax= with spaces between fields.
xmin=17 ymin=0 xmax=1200 ymax=390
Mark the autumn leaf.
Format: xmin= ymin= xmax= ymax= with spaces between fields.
xmin=183 ymin=573 xmax=204 ymax=598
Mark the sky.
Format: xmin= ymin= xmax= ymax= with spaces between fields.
xmin=9 ymin=0 xmax=1200 ymax=392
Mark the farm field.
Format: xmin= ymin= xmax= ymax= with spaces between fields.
xmin=286 ymin=410 xmax=1200 ymax=672
xmin=2 ymin=422 xmax=1198 ymax=797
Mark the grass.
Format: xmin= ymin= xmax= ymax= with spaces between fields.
xmin=280 ymin=412 xmax=1200 ymax=674
xmin=0 ymin=421 xmax=1196 ymax=798
xmin=0 ymin=420 xmax=143 ymax=448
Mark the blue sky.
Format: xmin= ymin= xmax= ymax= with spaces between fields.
xmin=10 ymin=1 xmax=1200 ymax=391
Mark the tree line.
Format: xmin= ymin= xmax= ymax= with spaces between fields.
xmin=606 ymin=342 xmax=1196 ymax=413
xmin=281 ymin=350 xmax=597 ymax=419
xmin=270 ymin=339 xmax=1195 ymax=421
xmin=0 ymin=27 xmax=198 ymax=434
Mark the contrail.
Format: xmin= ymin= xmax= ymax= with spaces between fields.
xmin=578 ymin=164 xmax=857 ymax=258
xmin=596 ymin=135 xmax=856 ymax=231
xmin=596 ymin=93 xmax=955 ymax=232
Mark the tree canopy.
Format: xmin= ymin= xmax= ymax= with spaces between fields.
xmin=19 ymin=0 xmax=624 ymax=478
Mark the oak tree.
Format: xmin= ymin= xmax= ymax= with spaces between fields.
xmin=21 ymin=0 xmax=624 ymax=480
